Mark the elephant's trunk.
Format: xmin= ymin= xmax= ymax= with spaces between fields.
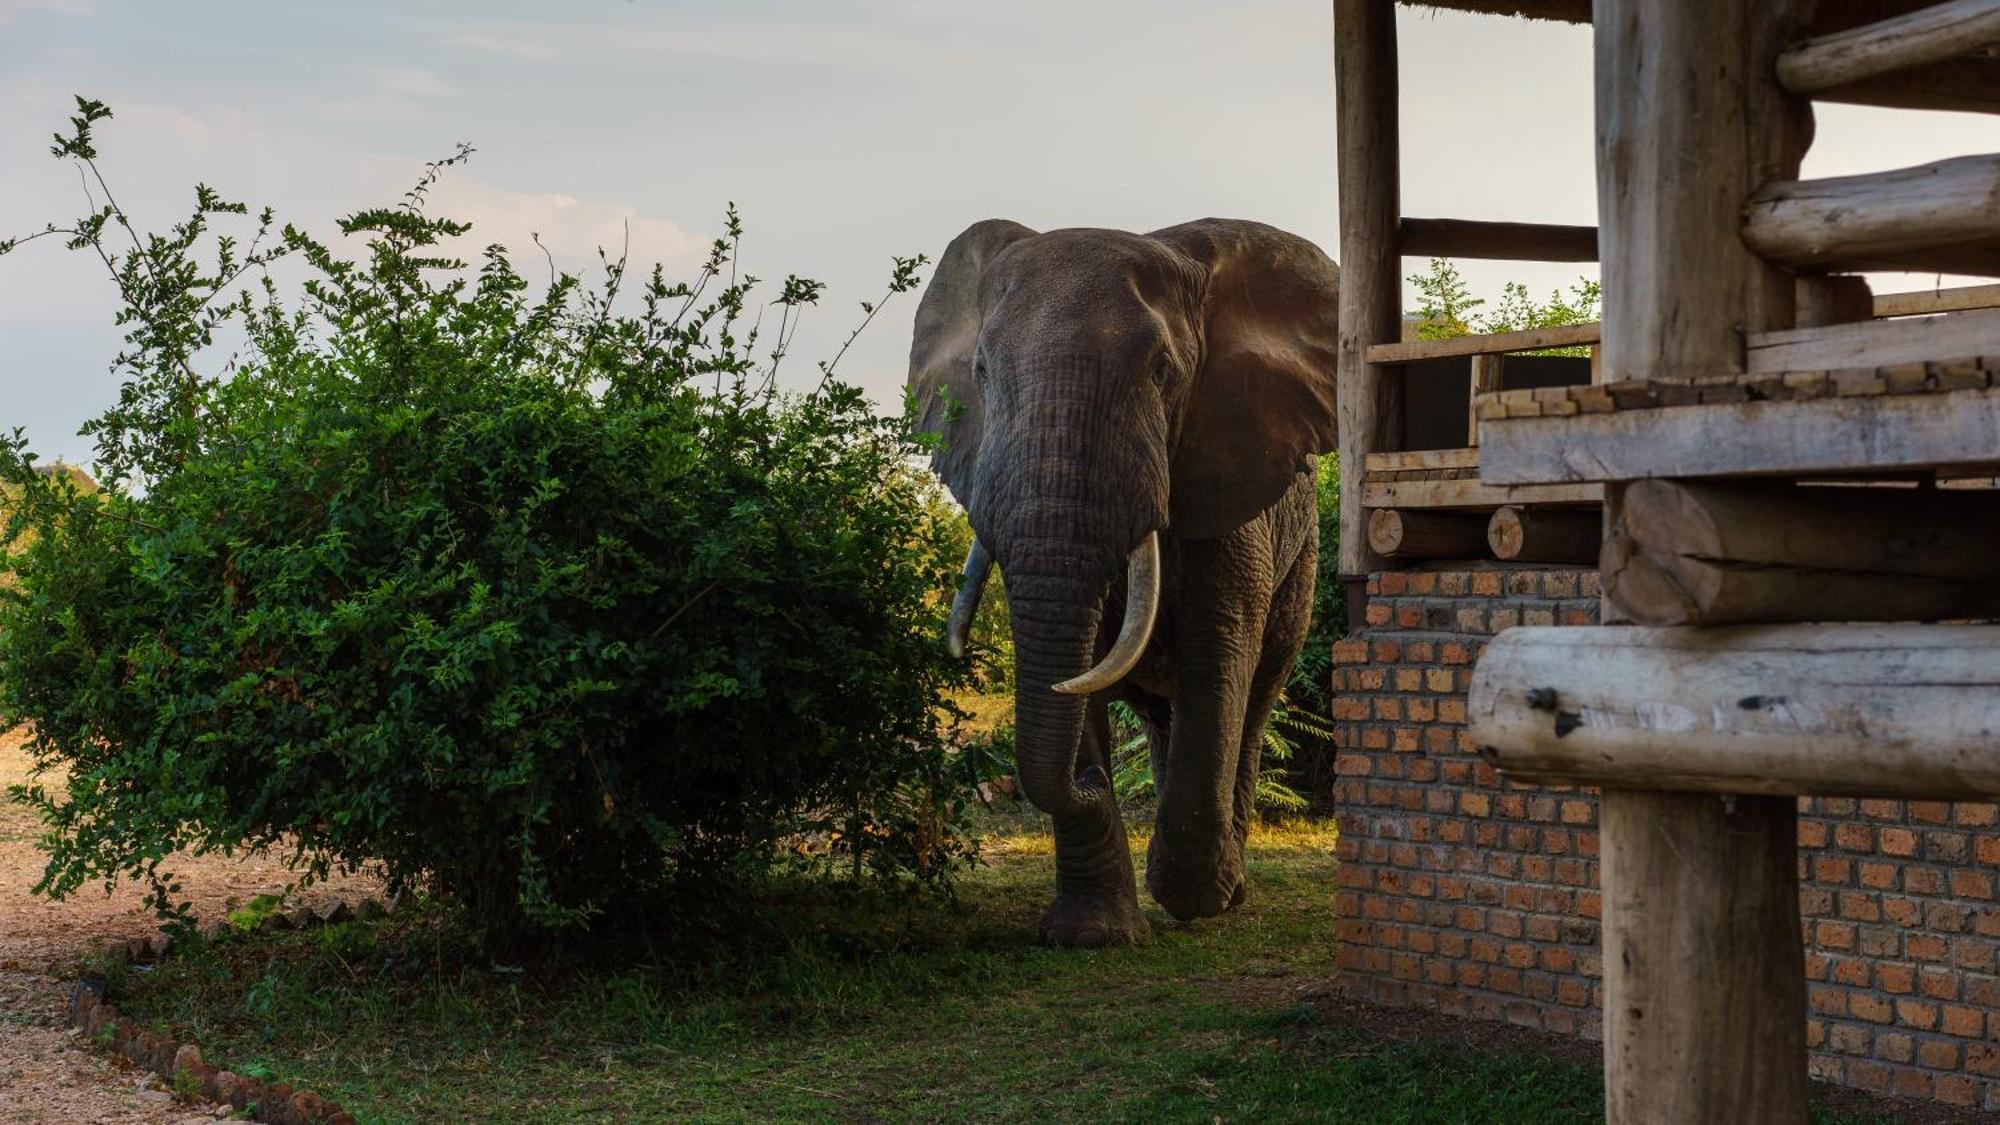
xmin=1006 ymin=565 xmax=1115 ymax=819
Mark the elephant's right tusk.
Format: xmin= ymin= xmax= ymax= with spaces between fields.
xmin=945 ymin=539 xmax=992 ymax=659
xmin=1053 ymin=532 xmax=1160 ymax=696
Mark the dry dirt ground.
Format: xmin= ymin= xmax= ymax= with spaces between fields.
xmin=0 ymin=728 xmax=379 ymax=1123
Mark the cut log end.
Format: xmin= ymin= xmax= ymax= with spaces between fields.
xmin=1487 ymin=505 xmax=1602 ymax=564
xmin=1368 ymin=508 xmax=1491 ymax=561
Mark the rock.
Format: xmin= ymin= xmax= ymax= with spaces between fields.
xmin=261 ymin=910 xmax=293 ymax=932
xmin=126 ymin=936 xmax=152 ymax=962
xmin=286 ymin=906 xmax=314 ymax=930
xmin=200 ymin=918 xmax=230 ymax=942
xmin=355 ymin=897 xmax=385 ymax=921
xmin=208 ymin=1070 xmax=240 ymax=1104
xmin=173 ymin=1042 xmax=203 ymax=1076
xmin=136 ymin=1087 xmax=174 ymax=1104
xmin=288 ymin=1090 xmax=329 ymax=1121
xmin=315 ymin=900 xmax=352 ymax=926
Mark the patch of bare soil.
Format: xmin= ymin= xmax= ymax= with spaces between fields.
xmin=0 ymin=728 xmax=380 ymax=1123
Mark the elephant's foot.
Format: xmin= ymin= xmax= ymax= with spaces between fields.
xmin=1146 ymin=861 xmax=1245 ymax=922
xmin=1039 ymin=891 xmax=1149 ymax=948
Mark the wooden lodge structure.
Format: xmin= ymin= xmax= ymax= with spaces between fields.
xmin=1333 ymin=1 xmax=2000 ymax=1120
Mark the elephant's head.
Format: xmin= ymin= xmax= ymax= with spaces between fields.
xmin=908 ymin=218 xmax=1338 ymax=836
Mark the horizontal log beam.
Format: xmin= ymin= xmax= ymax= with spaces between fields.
xmin=1477 ymin=385 xmax=2000 ymax=484
xmin=1604 ymin=479 xmax=2000 ymax=625
xmin=1468 ymin=624 xmax=2000 ymax=799
xmin=1809 ymin=55 xmax=2000 ymax=116
xmin=1367 ymin=508 xmax=1489 ymax=560
xmin=1367 ymin=323 xmax=1601 ymax=364
xmin=1487 ymin=505 xmax=1600 ymax=564
xmin=1776 ymin=0 xmax=2000 ymax=97
xmin=1399 ymin=218 xmax=1598 ymax=262
xmin=1744 ymin=155 xmax=2000 ymax=276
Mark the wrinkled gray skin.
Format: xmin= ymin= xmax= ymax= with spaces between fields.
xmin=908 ymin=219 xmax=1340 ymax=946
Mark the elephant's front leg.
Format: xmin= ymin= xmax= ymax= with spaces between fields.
xmin=1146 ymin=535 xmax=1272 ymax=921
xmin=1042 ymin=692 xmax=1149 ymax=947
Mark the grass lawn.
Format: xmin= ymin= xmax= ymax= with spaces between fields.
xmin=98 ymin=811 xmax=1913 ymax=1124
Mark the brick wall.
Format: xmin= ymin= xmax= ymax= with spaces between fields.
xmin=1329 ymin=564 xmax=2000 ymax=1111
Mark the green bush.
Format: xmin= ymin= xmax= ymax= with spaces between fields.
xmin=1 ymin=100 xmax=973 ymax=944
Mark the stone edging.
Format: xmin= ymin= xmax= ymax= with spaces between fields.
xmin=65 ymin=894 xmax=399 ymax=1125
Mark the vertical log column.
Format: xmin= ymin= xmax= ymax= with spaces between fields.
xmin=1593 ymin=1 xmax=1815 ymax=1121
xmin=1334 ymin=0 xmax=1402 ymax=625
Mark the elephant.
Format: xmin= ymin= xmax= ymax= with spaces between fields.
xmin=907 ymin=218 xmax=1339 ymax=946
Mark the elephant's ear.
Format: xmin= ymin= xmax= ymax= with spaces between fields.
xmin=907 ymin=219 xmax=1038 ymax=507
xmin=1149 ymin=218 xmax=1340 ymax=540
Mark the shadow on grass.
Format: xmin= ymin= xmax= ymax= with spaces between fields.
xmin=94 ymin=814 xmax=1932 ymax=1124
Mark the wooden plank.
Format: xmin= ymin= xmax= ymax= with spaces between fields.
xmin=1602 ymin=479 xmax=2000 ymax=625
xmin=1776 ymin=0 xmax=2000 ymax=97
xmin=1334 ymin=0 xmax=1402 ymax=587
xmin=1747 ymin=305 xmax=2000 ymax=372
xmin=1366 ymin=323 xmax=1601 ymax=364
xmin=1478 ymin=386 xmax=2000 ymax=484
xmin=1744 ymin=155 xmax=2000 ymax=276
xmin=1367 ymin=508 xmax=1489 ymax=560
xmin=1467 ymin=623 xmax=2000 ymax=799
xmin=1362 ymin=476 xmax=1602 ymax=509
xmin=1398 ymin=218 xmax=1598 ymax=262
xmin=1873 ymin=282 xmax=2000 ymax=318
xmin=1361 ymin=448 xmax=1480 ymax=473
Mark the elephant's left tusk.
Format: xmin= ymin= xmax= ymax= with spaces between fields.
xmin=1054 ymin=532 xmax=1161 ymax=696
xmin=945 ymin=539 xmax=992 ymax=659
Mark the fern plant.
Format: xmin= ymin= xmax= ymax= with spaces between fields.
xmin=1107 ymin=694 xmax=1325 ymax=814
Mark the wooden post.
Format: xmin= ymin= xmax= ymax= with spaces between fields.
xmin=1335 ymin=0 xmax=1403 ymax=602
xmin=1602 ymin=793 xmax=1806 ymax=1122
xmin=1593 ymin=0 xmax=1812 ymax=1119
xmin=1467 ymin=354 xmax=1502 ymax=446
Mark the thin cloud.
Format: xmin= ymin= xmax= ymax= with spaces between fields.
xmin=438 ymin=17 xmax=970 ymax=74
xmin=0 ymin=0 xmax=91 ymax=30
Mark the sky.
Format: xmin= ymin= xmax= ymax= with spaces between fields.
xmin=5 ymin=1 xmax=2000 ymax=469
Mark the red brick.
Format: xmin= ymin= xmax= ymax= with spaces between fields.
xmin=1895 ymin=998 xmax=1940 ymax=1030
xmin=1877 ymin=963 xmax=1916 ymax=993
xmin=1849 ymin=992 xmax=1891 ymax=1023
xmin=1880 ymin=827 xmax=1919 ymax=856
xmin=1919 ymin=1038 xmax=1959 ymax=1070
xmin=1857 ymin=862 xmax=1898 ymax=890
xmin=1471 ymin=572 xmax=1501 ymax=596
xmin=1942 ymin=1004 xmax=1985 ymax=1038
xmin=1935 ymin=1074 xmax=1979 ymax=1107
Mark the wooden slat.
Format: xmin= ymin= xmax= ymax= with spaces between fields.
xmin=1477 ymin=385 xmax=2000 ymax=484
xmin=1744 ymin=155 xmax=2000 ymax=276
xmin=1468 ymin=623 xmax=2000 ymax=800
xmin=1398 ymin=218 xmax=1598 ymax=262
xmin=1776 ymin=0 xmax=2000 ymax=96
xmin=1362 ymin=476 xmax=1602 ymax=509
xmin=1366 ymin=323 xmax=1601 ymax=364
xmin=1873 ymin=282 xmax=2000 ymax=318
xmin=1469 ymin=354 xmax=1504 ymax=445
xmin=1747 ymin=305 xmax=2000 ymax=372
xmin=1362 ymin=447 xmax=1480 ymax=473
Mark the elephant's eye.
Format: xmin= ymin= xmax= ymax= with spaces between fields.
xmin=973 ymin=356 xmax=989 ymax=387
xmin=1151 ymin=354 xmax=1173 ymax=389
